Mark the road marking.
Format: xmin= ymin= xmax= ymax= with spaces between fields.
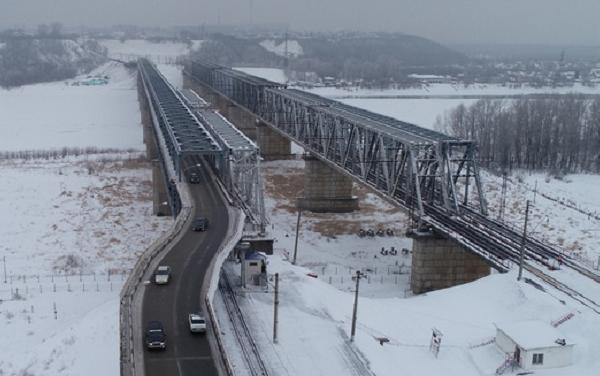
xmin=146 ymin=356 xmax=213 ymax=362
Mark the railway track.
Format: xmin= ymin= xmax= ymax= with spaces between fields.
xmin=525 ymin=265 xmax=600 ymax=314
xmin=423 ymin=204 xmax=600 ymax=315
xmin=219 ymin=272 xmax=269 ymax=376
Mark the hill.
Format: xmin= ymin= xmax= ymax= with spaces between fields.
xmin=0 ymin=38 xmax=107 ymax=88
xmin=195 ymin=32 xmax=467 ymax=87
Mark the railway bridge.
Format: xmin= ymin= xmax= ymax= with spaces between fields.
xmin=181 ymin=59 xmax=587 ymax=294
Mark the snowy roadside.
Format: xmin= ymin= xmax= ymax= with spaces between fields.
xmin=0 ymin=59 xmax=174 ymax=375
xmin=0 ymin=154 xmax=171 ymax=375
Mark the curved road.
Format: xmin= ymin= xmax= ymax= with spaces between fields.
xmin=142 ymin=159 xmax=229 ymax=376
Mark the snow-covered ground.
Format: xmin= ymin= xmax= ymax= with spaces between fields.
xmin=220 ymin=157 xmax=600 ymax=376
xmin=483 ymin=171 xmax=600 ymax=267
xmin=262 ymin=159 xmax=412 ymax=299
xmin=225 ymin=255 xmax=599 ymax=376
xmin=0 ymin=62 xmax=142 ymax=151
xmin=0 ymin=60 xmax=171 ymax=374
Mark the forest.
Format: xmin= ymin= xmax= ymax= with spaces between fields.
xmin=436 ymin=95 xmax=600 ymax=174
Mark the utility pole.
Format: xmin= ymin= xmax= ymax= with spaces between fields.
xmin=350 ymin=270 xmax=361 ymax=342
xmin=2 ymin=256 xmax=6 ymax=284
xmin=518 ymin=200 xmax=531 ymax=281
xmin=533 ymin=180 xmax=538 ymax=204
xmin=273 ymin=273 xmax=279 ymax=343
xmin=292 ymin=209 xmax=302 ymax=265
xmin=498 ymin=172 xmax=507 ymax=222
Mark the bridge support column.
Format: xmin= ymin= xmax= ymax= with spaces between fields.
xmin=257 ymin=121 xmax=291 ymax=160
xmin=297 ymin=155 xmax=359 ymax=213
xmin=140 ymin=72 xmax=172 ymax=217
xmin=227 ymin=105 xmax=258 ymax=141
xmin=152 ymin=160 xmax=172 ymax=216
xmin=410 ymin=232 xmax=490 ymax=294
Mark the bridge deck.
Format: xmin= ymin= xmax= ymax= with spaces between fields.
xmin=140 ymin=60 xmax=221 ymax=156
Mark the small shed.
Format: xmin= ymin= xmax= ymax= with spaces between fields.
xmin=496 ymin=320 xmax=574 ymax=371
xmin=241 ymin=251 xmax=267 ymax=287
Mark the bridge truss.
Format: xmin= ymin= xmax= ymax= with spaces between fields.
xmin=182 ymin=89 xmax=267 ymax=233
xmin=186 ymin=60 xmax=487 ymax=221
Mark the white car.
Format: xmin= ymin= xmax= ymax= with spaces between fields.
xmin=154 ymin=265 xmax=171 ymax=284
xmin=189 ymin=313 xmax=207 ymax=333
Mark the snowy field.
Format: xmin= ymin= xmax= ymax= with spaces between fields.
xmin=0 ymin=62 xmax=143 ymax=151
xmin=0 ymin=59 xmax=171 ymax=375
xmin=483 ymin=171 xmax=600 ymax=267
xmin=262 ymin=159 xmax=412 ymax=299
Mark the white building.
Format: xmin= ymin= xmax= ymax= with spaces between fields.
xmin=495 ymin=320 xmax=574 ymax=371
xmin=241 ymin=251 xmax=267 ymax=287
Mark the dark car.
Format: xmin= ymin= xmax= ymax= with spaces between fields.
xmin=188 ymin=172 xmax=201 ymax=184
xmin=191 ymin=217 xmax=209 ymax=232
xmin=145 ymin=321 xmax=166 ymax=350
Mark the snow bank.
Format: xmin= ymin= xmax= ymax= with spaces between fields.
xmin=227 ymin=254 xmax=600 ymax=376
xmin=259 ymin=39 xmax=303 ymax=57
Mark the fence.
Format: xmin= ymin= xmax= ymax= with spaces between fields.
xmin=0 ymin=271 xmax=128 ymax=301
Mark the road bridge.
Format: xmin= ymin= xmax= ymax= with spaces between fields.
xmin=121 ymin=59 xmax=272 ymax=376
xmin=184 ymin=60 xmax=600 ymax=294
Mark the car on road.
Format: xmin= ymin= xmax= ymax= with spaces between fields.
xmin=188 ymin=171 xmax=201 ymax=184
xmin=145 ymin=321 xmax=167 ymax=350
xmin=154 ymin=265 xmax=171 ymax=284
xmin=191 ymin=217 xmax=209 ymax=232
xmin=189 ymin=313 xmax=207 ymax=333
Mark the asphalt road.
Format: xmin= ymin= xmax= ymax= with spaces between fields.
xmin=142 ymin=159 xmax=229 ymax=376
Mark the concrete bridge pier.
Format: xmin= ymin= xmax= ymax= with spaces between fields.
xmin=227 ymin=106 xmax=258 ymax=141
xmin=152 ymin=161 xmax=172 ymax=216
xmin=297 ymin=155 xmax=359 ymax=213
xmin=139 ymin=73 xmax=172 ymax=217
xmin=257 ymin=121 xmax=291 ymax=159
xmin=410 ymin=231 xmax=490 ymax=294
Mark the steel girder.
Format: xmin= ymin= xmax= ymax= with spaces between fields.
xmin=139 ymin=60 xmax=222 ymax=182
xmin=186 ymin=60 xmax=487 ymax=221
xmin=258 ymin=89 xmax=488 ymax=220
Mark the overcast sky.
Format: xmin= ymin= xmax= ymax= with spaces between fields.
xmin=2 ymin=0 xmax=599 ymax=45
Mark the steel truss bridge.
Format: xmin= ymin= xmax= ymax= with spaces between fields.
xmin=184 ymin=59 xmax=593 ymax=274
xmin=139 ymin=59 xmax=266 ymax=231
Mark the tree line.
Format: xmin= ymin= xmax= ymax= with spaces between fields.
xmin=436 ymin=95 xmax=600 ymax=174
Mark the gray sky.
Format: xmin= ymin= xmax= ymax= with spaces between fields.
xmin=2 ymin=0 xmax=599 ymax=45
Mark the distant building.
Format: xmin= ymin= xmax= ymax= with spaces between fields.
xmin=407 ymin=74 xmax=452 ymax=84
xmin=495 ymin=321 xmax=574 ymax=371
